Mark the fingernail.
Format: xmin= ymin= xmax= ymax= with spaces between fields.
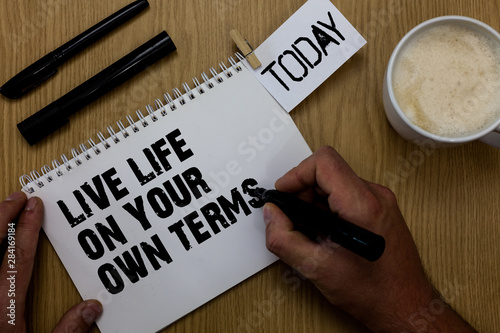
xmin=263 ymin=204 xmax=272 ymax=226
xmin=25 ymin=197 xmax=38 ymax=211
xmin=6 ymin=191 xmax=23 ymax=201
xmin=81 ymin=301 xmax=103 ymax=325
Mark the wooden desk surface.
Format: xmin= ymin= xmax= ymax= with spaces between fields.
xmin=1 ymin=0 xmax=499 ymax=332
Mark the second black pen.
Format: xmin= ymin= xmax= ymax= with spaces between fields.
xmin=17 ymin=31 xmax=176 ymax=146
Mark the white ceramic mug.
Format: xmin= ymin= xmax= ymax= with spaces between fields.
xmin=383 ymin=16 xmax=500 ymax=148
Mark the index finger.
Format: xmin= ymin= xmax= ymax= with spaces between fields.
xmin=275 ymin=146 xmax=365 ymax=194
xmin=275 ymin=146 xmax=379 ymax=227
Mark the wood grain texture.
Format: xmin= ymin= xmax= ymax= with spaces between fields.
xmin=0 ymin=0 xmax=499 ymax=332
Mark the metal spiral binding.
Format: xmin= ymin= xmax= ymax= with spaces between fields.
xmin=19 ymin=53 xmax=245 ymax=194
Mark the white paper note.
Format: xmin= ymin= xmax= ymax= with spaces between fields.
xmin=245 ymin=0 xmax=366 ymax=112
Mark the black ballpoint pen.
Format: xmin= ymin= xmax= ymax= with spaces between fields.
xmin=248 ymin=187 xmax=386 ymax=262
xmin=0 ymin=0 xmax=149 ymax=99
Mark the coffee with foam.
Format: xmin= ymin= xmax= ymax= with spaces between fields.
xmin=392 ymin=23 xmax=500 ymax=137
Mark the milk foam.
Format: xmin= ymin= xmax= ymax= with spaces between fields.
xmin=393 ymin=23 xmax=500 ymax=137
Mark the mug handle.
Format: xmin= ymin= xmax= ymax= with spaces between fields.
xmin=478 ymin=125 xmax=500 ymax=149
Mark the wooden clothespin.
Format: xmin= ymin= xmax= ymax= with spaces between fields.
xmin=230 ymin=29 xmax=261 ymax=69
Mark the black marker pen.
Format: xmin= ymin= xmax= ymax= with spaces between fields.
xmin=248 ymin=187 xmax=385 ymax=262
xmin=17 ymin=31 xmax=176 ymax=145
xmin=0 ymin=0 xmax=149 ymax=99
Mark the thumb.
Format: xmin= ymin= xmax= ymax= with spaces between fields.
xmin=52 ymin=300 xmax=102 ymax=333
xmin=263 ymin=203 xmax=318 ymax=268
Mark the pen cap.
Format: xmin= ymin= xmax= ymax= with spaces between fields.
xmin=17 ymin=105 xmax=69 ymax=146
xmin=17 ymin=31 xmax=176 ymax=145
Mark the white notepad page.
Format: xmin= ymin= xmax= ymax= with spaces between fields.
xmin=22 ymin=62 xmax=311 ymax=333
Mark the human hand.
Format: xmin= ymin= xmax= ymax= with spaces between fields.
xmin=263 ymin=146 xmax=475 ymax=332
xmin=0 ymin=191 xmax=102 ymax=333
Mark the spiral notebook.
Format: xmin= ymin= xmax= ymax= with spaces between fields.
xmin=20 ymin=55 xmax=311 ymax=333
